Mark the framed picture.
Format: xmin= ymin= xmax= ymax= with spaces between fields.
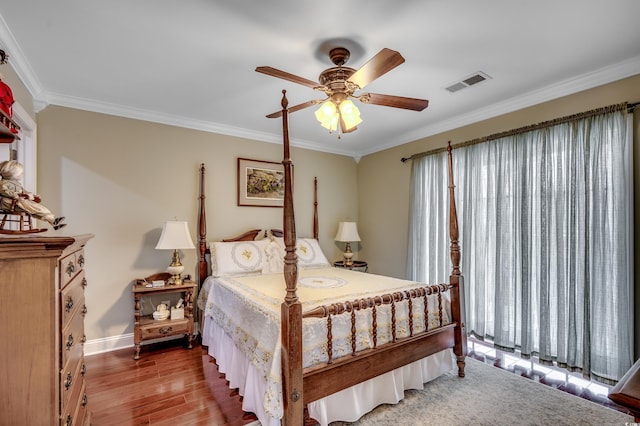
xmin=237 ymin=158 xmax=285 ymax=207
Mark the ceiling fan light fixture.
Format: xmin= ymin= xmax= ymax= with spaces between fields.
xmin=315 ymin=99 xmax=362 ymax=134
xmin=339 ymin=99 xmax=362 ymax=131
xmin=315 ymin=100 xmax=339 ymax=131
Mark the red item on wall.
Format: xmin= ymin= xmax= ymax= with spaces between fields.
xmin=0 ymin=79 xmax=17 ymax=133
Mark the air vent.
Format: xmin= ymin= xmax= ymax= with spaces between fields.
xmin=445 ymin=71 xmax=492 ymax=93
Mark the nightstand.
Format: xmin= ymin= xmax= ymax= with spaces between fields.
xmin=132 ymin=273 xmax=197 ymax=360
xmin=334 ymin=260 xmax=368 ymax=272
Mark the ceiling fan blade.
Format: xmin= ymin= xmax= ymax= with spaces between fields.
xmin=265 ymin=99 xmax=323 ymax=118
xmin=256 ymin=66 xmax=319 ymax=89
xmin=362 ymin=93 xmax=429 ymax=111
xmin=347 ymin=48 xmax=405 ymax=90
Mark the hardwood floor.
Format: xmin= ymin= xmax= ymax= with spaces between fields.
xmin=84 ymin=340 xmax=258 ymax=426
xmin=85 ymin=338 xmax=632 ymax=425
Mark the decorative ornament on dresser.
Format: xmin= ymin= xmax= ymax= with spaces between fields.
xmin=0 ymin=49 xmax=20 ymax=137
xmin=0 ymin=160 xmax=67 ymax=233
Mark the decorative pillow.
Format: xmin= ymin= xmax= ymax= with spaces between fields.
xmin=210 ymin=239 xmax=268 ymax=277
xmin=262 ymin=237 xmax=330 ymax=271
xmin=296 ymin=238 xmax=330 ymax=268
xmin=263 ymin=239 xmax=285 ymax=274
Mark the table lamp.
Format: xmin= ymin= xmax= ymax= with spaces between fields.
xmin=155 ymin=221 xmax=195 ymax=285
xmin=335 ymin=221 xmax=361 ymax=266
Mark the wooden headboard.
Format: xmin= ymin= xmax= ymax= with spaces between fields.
xmin=196 ymin=168 xmax=317 ymax=285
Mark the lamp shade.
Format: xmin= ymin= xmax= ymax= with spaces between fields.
xmin=335 ymin=222 xmax=361 ymax=242
xmin=339 ymin=100 xmax=362 ymax=131
xmin=155 ymin=221 xmax=195 ymax=250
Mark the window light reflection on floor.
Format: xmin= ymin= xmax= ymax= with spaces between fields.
xmin=467 ymin=338 xmax=612 ymax=398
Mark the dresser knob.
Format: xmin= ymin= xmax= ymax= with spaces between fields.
xmin=81 ymin=277 xmax=88 ymax=288
xmin=82 ymin=305 xmax=88 ymax=316
xmin=66 ymin=334 xmax=74 ymax=351
xmin=66 ymin=262 xmax=75 ymax=277
xmin=159 ymin=326 xmax=173 ymax=335
xmin=66 ymin=414 xmax=72 ymax=426
xmin=65 ymin=296 xmax=74 ymax=312
xmin=78 ymin=254 xmax=85 ymax=267
xmin=65 ymin=372 xmax=73 ymax=390
xmin=82 ymin=393 xmax=88 ymax=407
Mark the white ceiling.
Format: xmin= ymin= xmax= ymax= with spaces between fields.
xmin=0 ymin=1 xmax=639 ymax=158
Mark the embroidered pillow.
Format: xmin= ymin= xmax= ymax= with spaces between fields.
xmin=262 ymin=237 xmax=330 ymax=271
xmin=296 ymin=238 xmax=330 ymax=269
xmin=211 ymin=239 xmax=268 ymax=277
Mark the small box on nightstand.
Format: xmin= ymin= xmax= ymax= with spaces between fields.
xmin=170 ymin=307 xmax=184 ymax=320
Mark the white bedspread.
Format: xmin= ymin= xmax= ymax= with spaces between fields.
xmin=200 ymin=267 xmax=454 ymax=425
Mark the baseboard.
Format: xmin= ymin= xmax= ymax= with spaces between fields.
xmin=85 ymin=333 xmax=134 ymax=356
xmin=85 ymin=322 xmax=201 ymax=356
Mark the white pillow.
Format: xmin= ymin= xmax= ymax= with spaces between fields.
xmin=296 ymin=238 xmax=330 ymax=268
xmin=263 ymin=239 xmax=285 ymax=274
xmin=211 ymin=239 xmax=268 ymax=277
xmin=262 ymin=237 xmax=330 ymax=272
xmin=267 ymin=237 xmax=331 ymax=268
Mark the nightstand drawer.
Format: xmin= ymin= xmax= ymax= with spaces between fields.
xmin=140 ymin=318 xmax=189 ymax=340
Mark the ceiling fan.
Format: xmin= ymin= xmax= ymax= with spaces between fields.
xmin=256 ymin=47 xmax=429 ymax=134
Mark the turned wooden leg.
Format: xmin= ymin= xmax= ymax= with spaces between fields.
xmin=186 ymin=333 xmax=194 ymax=349
xmin=457 ymin=356 xmax=466 ymax=377
xmin=134 ymin=344 xmax=140 ymax=360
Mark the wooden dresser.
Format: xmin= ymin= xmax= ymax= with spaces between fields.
xmin=0 ymin=234 xmax=93 ymax=425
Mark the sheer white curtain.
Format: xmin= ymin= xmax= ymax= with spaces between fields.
xmin=407 ymin=106 xmax=634 ymax=382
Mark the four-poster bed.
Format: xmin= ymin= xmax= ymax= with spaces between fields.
xmin=196 ymin=91 xmax=466 ymax=425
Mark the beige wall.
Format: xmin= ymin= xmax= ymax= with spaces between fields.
xmin=31 ymin=104 xmax=358 ymax=345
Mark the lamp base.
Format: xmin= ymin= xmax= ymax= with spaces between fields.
xmin=343 ymin=242 xmax=354 ymax=267
xmin=167 ymin=260 xmax=184 ymax=286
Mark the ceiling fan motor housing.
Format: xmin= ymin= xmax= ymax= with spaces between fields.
xmin=319 ymin=67 xmax=357 ymax=94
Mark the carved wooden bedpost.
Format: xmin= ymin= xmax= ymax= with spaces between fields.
xmin=447 ymin=142 xmax=467 ymax=377
xmin=198 ymin=163 xmax=207 ymax=285
xmin=313 ymin=177 xmax=319 ymax=240
xmin=280 ymin=90 xmax=304 ymax=425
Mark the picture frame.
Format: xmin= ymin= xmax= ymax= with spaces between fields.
xmin=237 ymin=158 xmax=285 ymax=207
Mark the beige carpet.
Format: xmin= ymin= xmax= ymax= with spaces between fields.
xmin=328 ymin=358 xmax=633 ymax=425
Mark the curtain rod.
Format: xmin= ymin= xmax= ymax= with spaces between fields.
xmin=401 ymin=101 xmax=635 ymax=163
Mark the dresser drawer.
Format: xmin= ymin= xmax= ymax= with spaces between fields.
xmin=61 ymin=379 xmax=88 ymax=426
xmin=62 ymin=305 xmax=85 ymax=367
xmin=60 ymin=248 xmax=86 ymax=290
xmin=61 ymin=272 xmax=87 ymax=328
xmin=140 ymin=318 xmax=189 ymax=340
xmin=60 ymin=355 xmax=84 ymax=417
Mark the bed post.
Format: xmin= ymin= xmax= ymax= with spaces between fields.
xmin=313 ymin=177 xmax=318 ymax=240
xmin=279 ymin=90 xmax=304 ymax=425
xmin=447 ymin=142 xmax=467 ymax=377
xmin=198 ymin=163 xmax=207 ymax=286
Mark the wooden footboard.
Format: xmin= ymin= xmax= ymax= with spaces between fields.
xmin=301 ymin=282 xmax=461 ymax=403
xmin=303 ymin=283 xmax=451 ymax=362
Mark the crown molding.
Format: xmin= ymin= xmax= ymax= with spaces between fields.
xmin=357 ymin=55 xmax=640 ymax=157
xmin=0 ymin=14 xmax=47 ymax=109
